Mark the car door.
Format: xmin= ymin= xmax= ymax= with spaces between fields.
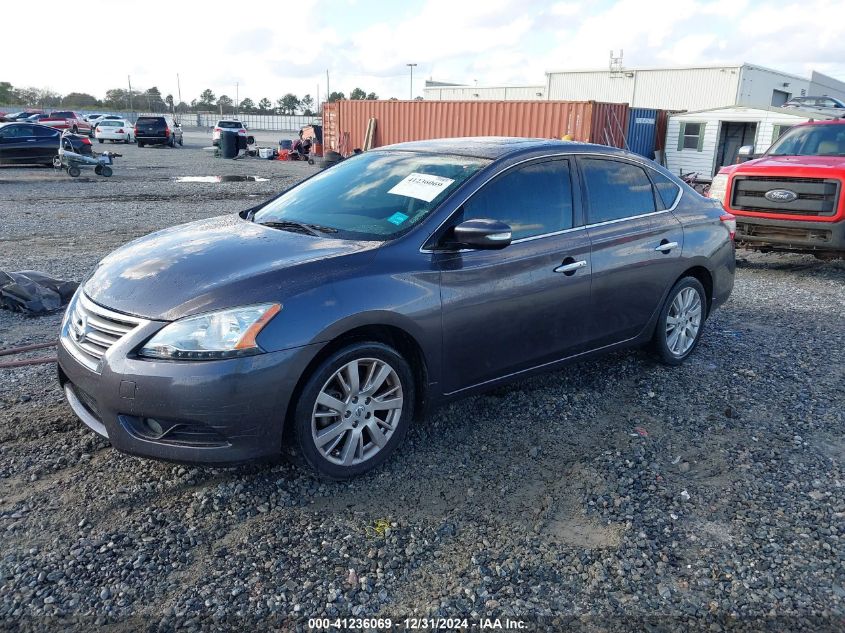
xmin=436 ymin=157 xmax=593 ymax=394
xmin=32 ymin=125 xmax=61 ymax=163
xmin=0 ymin=125 xmax=30 ymax=163
xmin=578 ymin=156 xmax=684 ymax=348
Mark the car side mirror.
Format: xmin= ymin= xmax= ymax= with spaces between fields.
xmin=451 ymin=219 xmax=512 ymax=250
xmin=737 ymin=145 xmax=754 ymax=158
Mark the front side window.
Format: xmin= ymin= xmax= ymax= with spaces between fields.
xmin=253 ymin=151 xmax=489 ymax=240
xmin=679 ymin=122 xmax=705 ymax=151
xmin=581 ymin=158 xmax=656 ymax=224
xmin=458 ymin=159 xmax=574 ymax=240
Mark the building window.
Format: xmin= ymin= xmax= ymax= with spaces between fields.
xmin=678 ymin=122 xmax=705 ymax=151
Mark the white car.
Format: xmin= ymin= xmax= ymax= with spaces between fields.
xmin=212 ymin=119 xmax=247 ymax=146
xmin=94 ymin=119 xmax=134 ymax=144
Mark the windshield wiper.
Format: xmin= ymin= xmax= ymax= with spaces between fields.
xmin=257 ymin=220 xmax=338 ymax=236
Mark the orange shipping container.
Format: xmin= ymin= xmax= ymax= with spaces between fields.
xmin=322 ymin=100 xmax=629 ymax=155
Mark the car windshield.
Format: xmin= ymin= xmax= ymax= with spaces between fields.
xmin=768 ymin=124 xmax=845 ymax=157
xmin=218 ymin=121 xmax=242 ymax=128
xmin=252 ymin=151 xmax=490 ymax=240
xmin=99 ymin=121 xmax=122 ymax=126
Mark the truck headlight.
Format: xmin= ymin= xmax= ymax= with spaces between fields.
xmin=708 ymin=174 xmax=729 ymax=205
xmin=139 ymin=303 xmax=281 ymax=360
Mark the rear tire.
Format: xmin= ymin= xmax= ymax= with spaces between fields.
xmin=137 ymin=142 xmax=144 ymax=148
xmin=101 ymin=165 xmax=112 ymax=177
xmin=98 ymin=139 xmax=104 ymax=144
xmin=651 ymin=277 xmax=707 ymax=366
xmin=68 ymin=166 xmax=81 ymax=177
xmin=292 ymin=342 xmax=415 ymax=479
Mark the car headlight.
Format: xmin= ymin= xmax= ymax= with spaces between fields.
xmin=708 ymin=174 xmax=729 ymax=204
xmin=138 ymin=303 xmax=281 ymax=360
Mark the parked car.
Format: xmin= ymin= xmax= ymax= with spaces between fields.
xmin=25 ymin=113 xmax=51 ymax=124
xmin=94 ymin=119 xmax=133 ymax=143
xmin=84 ymin=113 xmax=105 ymax=125
xmin=58 ymin=138 xmax=736 ymax=478
xmin=709 ymin=119 xmax=845 ymax=256
xmin=212 ymin=119 xmax=247 ymax=146
xmin=0 ymin=122 xmax=92 ymax=166
xmin=783 ymin=96 xmax=845 ymax=118
xmin=38 ymin=111 xmax=92 ymax=135
xmin=2 ymin=111 xmax=43 ymax=122
xmin=134 ymin=115 xmax=183 ymax=147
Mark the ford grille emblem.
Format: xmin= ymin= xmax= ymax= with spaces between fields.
xmin=764 ymin=189 xmax=798 ymax=203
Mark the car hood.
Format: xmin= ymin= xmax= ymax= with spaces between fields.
xmin=84 ymin=215 xmax=378 ymax=321
xmin=721 ymin=154 xmax=845 ymax=176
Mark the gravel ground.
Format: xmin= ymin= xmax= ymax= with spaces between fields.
xmin=0 ymin=143 xmax=843 ymax=632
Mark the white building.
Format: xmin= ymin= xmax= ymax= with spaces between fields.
xmin=425 ymin=64 xmax=845 ymax=111
xmin=664 ymin=106 xmax=838 ymax=181
xmin=423 ymin=84 xmax=546 ymax=101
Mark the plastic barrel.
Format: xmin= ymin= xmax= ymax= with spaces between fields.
xmin=219 ymin=130 xmax=238 ymax=158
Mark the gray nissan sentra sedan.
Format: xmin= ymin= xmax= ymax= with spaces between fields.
xmin=58 ymin=137 xmax=736 ymax=478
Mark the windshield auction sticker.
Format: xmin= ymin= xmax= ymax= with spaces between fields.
xmin=388 ymin=173 xmax=455 ymax=202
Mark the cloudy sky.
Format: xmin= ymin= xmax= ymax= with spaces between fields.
xmin=2 ymin=0 xmax=844 ymax=105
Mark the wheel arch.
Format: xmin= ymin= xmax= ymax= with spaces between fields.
xmin=282 ymin=323 xmax=430 ymax=447
xmin=676 ymin=265 xmax=713 ymax=316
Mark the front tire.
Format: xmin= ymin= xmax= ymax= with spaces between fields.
xmin=651 ymin=277 xmax=707 ymax=365
xmin=293 ymin=342 xmax=415 ymax=479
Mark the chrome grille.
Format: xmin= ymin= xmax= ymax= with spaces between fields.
xmin=63 ymin=293 xmax=144 ymax=372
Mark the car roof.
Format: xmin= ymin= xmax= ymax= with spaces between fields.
xmin=377 ymin=136 xmax=628 ymax=160
xmin=799 ymin=119 xmax=845 ymax=126
xmin=0 ymin=122 xmax=58 ymax=131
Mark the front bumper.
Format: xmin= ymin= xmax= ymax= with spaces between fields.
xmin=57 ymin=306 xmax=323 ymax=464
xmin=734 ymin=214 xmax=845 ymax=252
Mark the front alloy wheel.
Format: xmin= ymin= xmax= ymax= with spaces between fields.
xmin=294 ymin=342 xmax=414 ymax=478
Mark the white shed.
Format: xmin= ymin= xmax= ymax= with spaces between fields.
xmin=664 ymin=106 xmax=838 ymax=181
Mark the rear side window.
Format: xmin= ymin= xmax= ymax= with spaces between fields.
xmin=33 ymin=126 xmax=59 ymax=137
xmin=461 ymin=159 xmax=574 ymax=240
xmin=581 ymin=158 xmax=656 ymax=224
xmin=649 ymin=169 xmax=680 ymax=209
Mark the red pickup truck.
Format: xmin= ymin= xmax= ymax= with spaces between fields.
xmin=38 ymin=111 xmax=92 ymax=135
xmin=709 ymin=119 xmax=845 ymax=257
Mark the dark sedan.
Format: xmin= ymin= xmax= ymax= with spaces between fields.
xmin=0 ymin=122 xmax=92 ymax=166
xmin=58 ymin=138 xmax=736 ymax=478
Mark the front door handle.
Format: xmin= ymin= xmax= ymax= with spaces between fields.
xmin=554 ymin=259 xmax=587 ymax=275
xmin=655 ymin=241 xmax=679 ymax=253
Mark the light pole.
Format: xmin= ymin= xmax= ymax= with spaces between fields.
xmin=406 ymin=63 xmax=417 ymax=99
xmin=235 ymin=82 xmax=239 ymax=116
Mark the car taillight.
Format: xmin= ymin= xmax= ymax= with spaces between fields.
xmin=238 ymin=129 xmax=246 ymax=134
xmin=164 ymin=127 xmax=170 ymax=137
xmin=215 ymin=127 xmax=221 ymax=132
xmin=81 ymin=137 xmax=92 ymax=145
xmin=720 ymin=212 xmax=736 ymax=240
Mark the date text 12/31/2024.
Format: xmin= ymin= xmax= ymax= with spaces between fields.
xmin=307 ymin=617 xmax=527 ymax=630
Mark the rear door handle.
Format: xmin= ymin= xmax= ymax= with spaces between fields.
xmin=655 ymin=241 xmax=679 ymax=253
xmin=554 ymin=259 xmax=587 ymax=275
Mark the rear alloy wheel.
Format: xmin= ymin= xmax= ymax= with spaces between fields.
xmin=652 ymin=277 xmax=706 ymax=365
xmin=293 ymin=342 xmax=414 ymax=479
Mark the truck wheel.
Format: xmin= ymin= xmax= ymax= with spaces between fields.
xmin=651 ymin=277 xmax=707 ymax=366
xmin=292 ymin=342 xmax=415 ymax=479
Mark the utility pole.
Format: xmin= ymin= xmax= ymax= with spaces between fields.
xmin=176 ymin=73 xmax=182 ymax=110
xmin=316 ymin=83 xmax=320 ymax=114
xmin=406 ymin=63 xmax=417 ymax=99
xmin=127 ymin=75 xmax=133 ymax=112
xmin=235 ymin=82 xmax=239 ymax=116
